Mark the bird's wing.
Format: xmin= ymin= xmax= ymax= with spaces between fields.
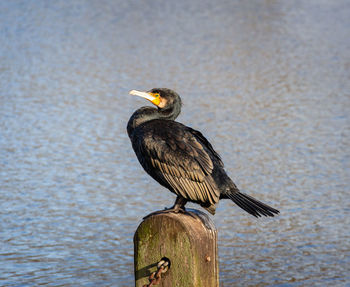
xmin=140 ymin=124 xmax=220 ymax=205
xmin=188 ymin=128 xmax=224 ymax=167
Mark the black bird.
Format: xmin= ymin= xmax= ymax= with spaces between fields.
xmin=127 ymin=88 xmax=279 ymax=217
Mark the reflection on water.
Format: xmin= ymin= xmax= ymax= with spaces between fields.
xmin=1 ymin=0 xmax=349 ymax=286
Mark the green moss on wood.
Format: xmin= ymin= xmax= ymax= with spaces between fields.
xmin=134 ymin=210 xmax=218 ymax=287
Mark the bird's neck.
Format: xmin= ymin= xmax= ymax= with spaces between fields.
xmin=127 ymin=105 xmax=181 ymax=137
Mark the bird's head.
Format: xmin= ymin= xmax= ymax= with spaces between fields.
xmin=129 ymin=88 xmax=182 ymax=110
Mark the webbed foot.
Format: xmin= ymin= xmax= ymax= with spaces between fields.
xmin=143 ymin=206 xmax=186 ymax=220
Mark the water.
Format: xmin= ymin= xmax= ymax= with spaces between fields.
xmin=1 ymin=0 xmax=349 ymax=286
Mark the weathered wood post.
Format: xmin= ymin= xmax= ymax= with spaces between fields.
xmin=134 ymin=209 xmax=219 ymax=287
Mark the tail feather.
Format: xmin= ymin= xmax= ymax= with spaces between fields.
xmin=227 ymin=191 xmax=279 ymax=218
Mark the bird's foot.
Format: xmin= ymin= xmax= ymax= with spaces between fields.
xmin=143 ymin=206 xmax=186 ymax=220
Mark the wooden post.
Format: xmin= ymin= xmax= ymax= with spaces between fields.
xmin=134 ymin=209 xmax=219 ymax=287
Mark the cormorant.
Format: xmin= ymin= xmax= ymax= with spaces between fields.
xmin=127 ymin=88 xmax=279 ymax=217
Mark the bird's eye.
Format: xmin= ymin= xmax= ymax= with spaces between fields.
xmin=154 ymin=93 xmax=160 ymax=98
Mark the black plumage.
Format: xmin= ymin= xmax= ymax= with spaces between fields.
xmin=127 ymin=88 xmax=279 ymax=217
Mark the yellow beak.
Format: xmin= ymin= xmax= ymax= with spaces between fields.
xmin=129 ymin=90 xmax=161 ymax=106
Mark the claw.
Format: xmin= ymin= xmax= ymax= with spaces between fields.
xmin=143 ymin=206 xmax=187 ymax=220
xmin=143 ymin=196 xmax=190 ymax=220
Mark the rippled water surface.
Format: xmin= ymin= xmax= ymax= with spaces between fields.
xmin=1 ymin=1 xmax=349 ymax=286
